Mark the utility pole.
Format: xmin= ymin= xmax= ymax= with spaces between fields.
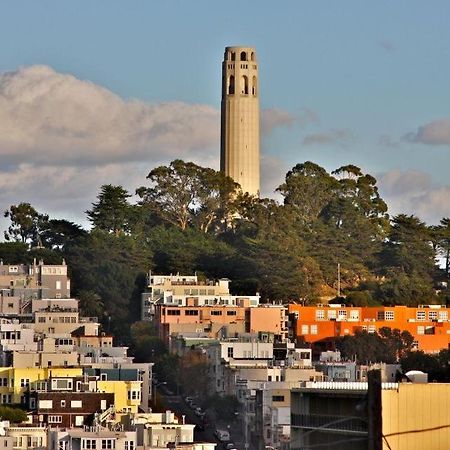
xmin=368 ymin=369 xmax=382 ymax=450
xmin=337 ymin=263 xmax=341 ymax=297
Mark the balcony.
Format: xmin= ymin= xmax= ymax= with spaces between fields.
xmin=291 ymin=413 xmax=368 ymax=435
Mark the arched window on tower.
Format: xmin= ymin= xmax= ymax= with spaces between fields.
xmin=231 ymin=52 xmax=235 ymax=61
xmin=240 ymin=51 xmax=247 ymax=61
xmin=228 ymin=75 xmax=235 ymax=95
xmin=252 ymin=76 xmax=257 ymax=95
xmin=251 ymin=52 xmax=255 ymax=61
xmin=241 ymin=75 xmax=248 ymax=95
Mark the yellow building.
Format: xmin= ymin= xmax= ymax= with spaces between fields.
xmin=97 ymin=380 xmax=142 ymax=414
xmin=0 ymin=367 xmax=82 ymax=404
xmin=0 ymin=367 xmax=142 ymax=416
xmin=382 ymin=383 xmax=450 ymax=450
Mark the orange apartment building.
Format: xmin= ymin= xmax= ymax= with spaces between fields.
xmin=289 ymin=304 xmax=450 ymax=353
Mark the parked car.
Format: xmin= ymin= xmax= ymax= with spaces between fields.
xmin=214 ymin=429 xmax=230 ymax=442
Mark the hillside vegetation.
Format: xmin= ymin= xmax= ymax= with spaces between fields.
xmin=2 ymin=160 xmax=450 ymax=340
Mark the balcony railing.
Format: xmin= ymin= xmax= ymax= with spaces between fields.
xmin=291 ymin=413 xmax=368 ymax=434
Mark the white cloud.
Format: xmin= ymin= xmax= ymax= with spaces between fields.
xmin=0 ymin=65 xmax=221 ymax=166
xmin=405 ymin=118 xmax=450 ymax=146
xmin=379 ymin=39 xmax=395 ymax=52
xmin=302 ymin=129 xmax=354 ymax=146
xmin=260 ymin=155 xmax=287 ymax=199
xmin=378 ymin=169 xmax=450 ymax=224
xmin=0 ymin=65 xmax=294 ymax=230
xmin=260 ymin=108 xmax=295 ymax=136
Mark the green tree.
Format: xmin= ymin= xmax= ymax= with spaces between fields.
xmin=0 ymin=242 xmax=29 ymax=263
xmin=381 ymin=214 xmax=436 ymax=279
xmin=4 ymin=203 xmax=49 ymax=245
xmin=277 ymin=161 xmax=339 ymax=223
xmin=77 ymin=290 xmax=105 ymax=318
xmin=433 ymin=218 xmax=450 ymax=277
xmin=0 ymin=405 xmax=27 ymax=423
xmin=87 ymin=185 xmax=132 ymax=236
xmin=41 ymin=219 xmax=87 ymax=249
xmin=137 ymin=160 xmax=241 ymax=233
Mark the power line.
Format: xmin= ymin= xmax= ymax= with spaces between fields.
xmin=298 ymin=436 xmax=368 ymax=449
xmin=384 ymin=422 xmax=450 ymax=438
xmin=382 ymin=434 xmax=393 ymax=450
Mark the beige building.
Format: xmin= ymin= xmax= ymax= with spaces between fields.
xmin=220 ymin=46 xmax=260 ymax=196
xmin=0 ymin=259 xmax=70 ymax=301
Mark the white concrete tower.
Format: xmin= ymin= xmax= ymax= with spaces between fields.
xmin=220 ymin=46 xmax=260 ymax=196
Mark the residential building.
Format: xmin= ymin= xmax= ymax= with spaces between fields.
xmin=29 ymin=391 xmax=114 ymax=427
xmin=2 ymin=424 xmax=47 ymax=450
xmin=289 ymin=304 xmax=450 ymax=353
xmin=124 ymin=411 xmax=195 ymax=447
xmin=48 ymin=427 xmax=136 ymax=450
xmin=0 ymin=259 xmax=70 ymax=301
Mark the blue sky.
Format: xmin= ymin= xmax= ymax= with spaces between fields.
xmin=0 ymin=0 xmax=449 ymax=227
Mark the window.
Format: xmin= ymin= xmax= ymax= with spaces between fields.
xmin=71 ymin=400 xmax=82 ymax=408
xmin=39 ymin=400 xmax=53 ymax=409
xmin=240 ymin=75 xmax=248 ymax=94
xmin=185 ymin=310 xmax=199 ymax=316
xmin=51 ymin=379 xmax=72 ymax=390
xmin=316 ymin=310 xmax=325 ymax=320
xmin=368 ymin=325 xmax=376 ymax=333
xmin=20 ymin=378 xmax=29 ymax=388
xmin=301 ymin=325 xmax=309 ymax=335
xmin=125 ymin=442 xmax=134 ymax=450
xmin=377 ymin=311 xmax=385 ymax=320
xmin=0 ymin=378 xmax=7 ymax=387
xmin=56 ymin=280 xmax=61 ymax=290
xmin=167 ymin=309 xmax=181 ymax=316
xmin=338 ymin=310 xmax=347 ymax=319
xmin=300 ymin=352 xmax=310 ymax=360
xmin=48 ymin=415 xmax=62 ymax=423
xmin=100 ymin=373 xmax=107 ymax=381
xmin=59 ymin=441 xmax=69 ymax=450
xmin=416 ymin=310 xmax=426 ymax=321
xmin=38 ymin=317 xmax=46 ymax=323
xmin=227 ymin=310 xmax=237 ymax=316
xmin=428 ymin=311 xmax=438 ymax=321
xmin=61 ymin=400 xmax=66 ymax=407
xmin=252 ymin=76 xmax=257 ymax=95
xmin=101 ymin=439 xmax=115 ymax=449
xmin=440 ymin=311 xmax=448 ymax=321
xmin=127 ymin=390 xmax=140 ymax=401
xmin=228 ymin=75 xmax=235 ymax=95
xmin=349 ymin=310 xmax=359 ymax=320
xmin=211 ymin=310 xmax=222 ymax=316
xmin=385 ymin=311 xmax=395 ymax=321
xmin=83 ymin=439 xmax=97 ymax=449
xmin=240 ymin=51 xmax=247 ymax=61
xmin=328 ymin=310 xmax=337 ymax=319
xmin=272 ymin=395 xmax=285 ymax=402
xmin=310 ymin=324 xmax=318 ymax=335
xmin=227 ymin=347 xmax=234 ymax=358
xmin=417 ymin=326 xmax=425 ymax=335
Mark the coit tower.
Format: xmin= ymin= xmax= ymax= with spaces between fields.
xmin=220 ymin=46 xmax=260 ymax=197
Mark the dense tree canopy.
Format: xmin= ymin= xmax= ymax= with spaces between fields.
xmin=2 ymin=159 xmax=448 ymax=339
